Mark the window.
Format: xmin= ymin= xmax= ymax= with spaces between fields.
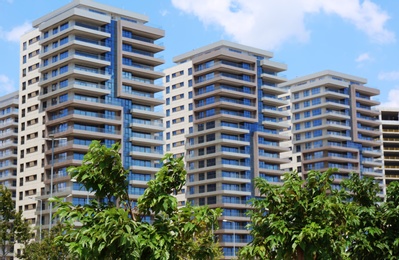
xmin=312 ymin=108 xmax=322 ymax=116
xmin=189 ymin=103 xmax=193 ymax=111
xmin=166 ymin=109 xmax=170 ymax=116
xmin=60 ymin=37 xmax=68 ymax=45
xmin=295 ymin=113 xmax=300 ymax=120
xmin=53 ymin=27 xmax=58 ymax=34
xmin=294 ymin=93 xmax=299 ymax=99
xmin=166 ymin=86 xmax=170 ymax=94
xmin=305 ymin=121 xmax=311 ymax=128
xmin=189 ymin=115 xmax=193 ymax=122
xmin=313 ymin=119 xmax=322 ymax=126
xmin=294 ymin=103 xmax=300 ymax=110
xmin=295 ymin=134 xmax=301 ymax=141
xmin=312 ymin=98 xmax=321 ymax=105
xmin=305 ymin=132 xmax=311 ymax=139
xmin=303 ymin=90 xmax=309 ymax=97
xmin=304 ymin=100 xmax=310 ymax=107
xmin=188 ymin=68 xmax=192 ymax=75
xmin=312 ymin=87 xmax=320 ymax=95
xmin=166 ymin=75 xmax=170 ymax=82
xmin=166 ymin=133 xmax=170 ymax=140
xmin=60 ymin=22 xmax=69 ymax=31
xmin=22 ymin=55 xmax=26 ymax=64
xmin=188 ymin=79 xmax=193 ymax=87
xmin=59 ymin=65 xmax=68 ymax=74
xmin=304 ymin=111 xmax=310 ymax=118
xmin=166 ymin=98 xmax=170 ymax=105
xmin=166 ymin=121 xmax=170 ymax=128
xmin=295 ymin=124 xmax=300 ymax=130
xmin=313 ymin=129 xmax=322 ymax=137
xmin=188 ymin=91 xmax=193 ymax=99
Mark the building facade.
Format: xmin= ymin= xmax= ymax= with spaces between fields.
xmin=380 ymin=108 xmax=399 ymax=190
xmin=282 ymin=70 xmax=382 ymax=189
xmin=17 ymin=0 xmax=165 ymax=234
xmin=0 ymin=91 xmax=19 ymax=201
xmin=164 ymin=40 xmax=290 ymax=258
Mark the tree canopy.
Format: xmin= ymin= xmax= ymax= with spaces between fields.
xmin=0 ymin=185 xmax=31 ymax=260
xmin=52 ymin=141 xmax=222 ymax=260
xmin=239 ymin=170 xmax=399 ymax=260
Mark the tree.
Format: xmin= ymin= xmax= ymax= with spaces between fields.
xmin=239 ymin=169 xmax=350 ymax=260
xmin=54 ymin=141 xmax=222 ymax=259
xmin=341 ymin=173 xmax=386 ymax=260
xmin=0 ymin=185 xmax=32 ymax=260
xmin=21 ymin=223 xmax=72 ymax=260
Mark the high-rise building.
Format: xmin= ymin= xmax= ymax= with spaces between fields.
xmin=0 ymin=91 xmax=19 ymax=201
xmin=380 ymin=108 xmax=399 ymax=190
xmin=281 ymin=70 xmax=382 ymax=189
xmin=17 ymin=0 xmax=165 ymax=234
xmin=164 ymin=40 xmax=290 ymax=258
xmin=163 ymin=62 xmax=194 ymax=206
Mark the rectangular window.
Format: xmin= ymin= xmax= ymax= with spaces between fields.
xmin=166 ymin=86 xmax=170 ymax=94
xmin=60 ymin=37 xmax=68 ymax=45
xmin=312 ymin=87 xmax=320 ymax=95
xmin=60 ymin=22 xmax=69 ymax=31
xmin=303 ymin=90 xmax=309 ymax=97
xmin=59 ymin=65 xmax=68 ymax=74
xmin=188 ymin=91 xmax=193 ymax=99
xmin=188 ymin=68 xmax=192 ymax=75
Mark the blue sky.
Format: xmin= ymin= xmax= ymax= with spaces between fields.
xmin=0 ymin=0 xmax=398 ymax=106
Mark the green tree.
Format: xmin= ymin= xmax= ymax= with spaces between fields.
xmin=239 ymin=169 xmax=350 ymax=260
xmin=341 ymin=173 xmax=386 ymax=260
xmin=0 ymin=185 xmax=32 ymax=260
xmin=54 ymin=141 xmax=222 ymax=259
xmin=21 ymin=223 xmax=72 ymax=260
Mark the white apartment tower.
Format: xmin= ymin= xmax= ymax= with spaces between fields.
xmin=17 ymin=0 xmax=165 ymax=234
xmin=281 ymin=70 xmax=382 ymax=189
xmin=164 ymin=40 xmax=290 ymax=258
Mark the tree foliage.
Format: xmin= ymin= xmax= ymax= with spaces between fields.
xmin=53 ymin=141 xmax=222 ymax=259
xmin=21 ymin=223 xmax=72 ymax=260
xmin=0 ymin=185 xmax=31 ymax=260
xmin=239 ymin=169 xmax=349 ymax=260
xmin=240 ymin=170 xmax=399 ymax=260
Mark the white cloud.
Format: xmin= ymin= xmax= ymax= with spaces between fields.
xmin=378 ymin=71 xmax=399 ymax=81
xmin=355 ymin=53 xmax=372 ymax=63
xmin=380 ymin=87 xmax=399 ymax=108
xmin=160 ymin=9 xmax=169 ymax=16
xmin=0 ymin=22 xmax=31 ymax=43
xmin=171 ymin=0 xmax=395 ymax=50
xmin=0 ymin=75 xmax=17 ymax=95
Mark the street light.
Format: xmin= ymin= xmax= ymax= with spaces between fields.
xmin=223 ymin=220 xmax=236 ymax=257
xmin=45 ymin=135 xmax=67 ymax=231
xmin=28 ymin=197 xmax=42 ymax=240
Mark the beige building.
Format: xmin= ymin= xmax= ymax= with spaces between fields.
xmin=163 ymin=62 xmax=194 ymax=205
xmin=380 ymin=108 xmax=399 ymax=190
xmin=164 ymin=40 xmax=290 ymax=258
xmin=281 ymin=70 xmax=382 ymax=189
xmin=17 ymin=0 xmax=165 ymax=237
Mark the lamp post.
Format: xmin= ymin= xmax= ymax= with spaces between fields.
xmin=28 ymin=197 xmax=42 ymax=240
xmin=223 ymin=220 xmax=236 ymax=257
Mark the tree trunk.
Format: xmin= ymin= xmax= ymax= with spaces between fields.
xmin=296 ymin=247 xmax=305 ymax=260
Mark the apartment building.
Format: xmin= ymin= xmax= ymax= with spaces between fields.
xmin=164 ymin=40 xmax=290 ymax=258
xmin=0 ymin=91 xmax=19 ymax=202
xmin=380 ymin=108 xmax=399 ymax=189
xmin=281 ymin=70 xmax=382 ymax=189
xmin=163 ymin=62 xmax=194 ymax=205
xmin=17 ymin=0 xmax=165 ymax=233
